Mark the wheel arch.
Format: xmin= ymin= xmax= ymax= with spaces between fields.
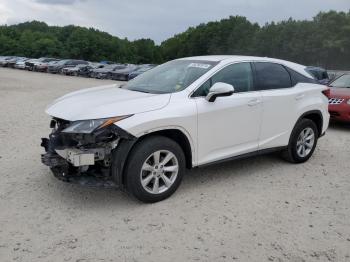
xmin=295 ymin=110 xmax=323 ymax=137
xmin=134 ymin=128 xmax=194 ymax=169
xmin=112 ymin=127 xmax=195 ymax=188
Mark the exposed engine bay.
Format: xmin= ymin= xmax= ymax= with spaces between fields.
xmin=41 ymin=118 xmax=136 ymax=188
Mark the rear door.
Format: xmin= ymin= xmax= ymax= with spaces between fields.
xmin=253 ymin=62 xmax=304 ymax=150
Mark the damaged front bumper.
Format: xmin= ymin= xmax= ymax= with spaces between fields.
xmin=41 ymin=118 xmax=136 ymax=188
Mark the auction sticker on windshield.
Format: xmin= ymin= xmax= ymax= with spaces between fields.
xmin=188 ymin=63 xmax=212 ymax=69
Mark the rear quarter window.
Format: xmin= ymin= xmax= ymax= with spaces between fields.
xmin=285 ymin=67 xmax=317 ymax=85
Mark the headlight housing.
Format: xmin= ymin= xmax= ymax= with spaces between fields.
xmin=62 ymin=115 xmax=132 ymax=134
xmin=347 ymin=99 xmax=350 ymax=105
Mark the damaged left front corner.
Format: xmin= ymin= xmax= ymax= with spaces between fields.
xmin=41 ymin=118 xmax=136 ymax=188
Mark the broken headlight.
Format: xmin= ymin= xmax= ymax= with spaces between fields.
xmin=62 ymin=116 xmax=132 ymax=134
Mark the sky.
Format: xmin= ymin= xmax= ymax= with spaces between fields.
xmin=0 ymin=0 xmax=349 ymax=43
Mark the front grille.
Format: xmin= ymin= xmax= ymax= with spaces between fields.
xmin=329 ymin=98 xmax=344 ymax=105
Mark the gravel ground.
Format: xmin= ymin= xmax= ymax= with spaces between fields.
xmin=0 ymin=67 xmax=349 ymax=262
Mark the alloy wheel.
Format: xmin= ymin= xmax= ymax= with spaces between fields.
xmin=296 ymin=127 xmax=315 ymax=158
xmin=140 ymin=150 xmax=179 ymax=194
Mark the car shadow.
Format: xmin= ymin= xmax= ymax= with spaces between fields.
xmin=40 ymin=170 xmax=139 ymax=208
xmin=41 ymin=153 xmax=284 ymax=207
xmin=328 ymin=121 xmax=350 ymax=131
xmin=181 ymin=153 xmax=283 ymax=188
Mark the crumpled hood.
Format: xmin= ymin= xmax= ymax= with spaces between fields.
xmin=46 ymin=84 xmax=171 ymax=121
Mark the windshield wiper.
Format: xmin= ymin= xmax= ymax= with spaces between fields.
xmin=128 ymin=89 xmax=152 ymax=94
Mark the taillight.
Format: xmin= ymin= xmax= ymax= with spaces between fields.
xmin=322 ymin=88 xmax=330 ymax=98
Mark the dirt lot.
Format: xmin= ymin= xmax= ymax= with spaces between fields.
xmin=0 ymin=67 xmax=349 ymax=262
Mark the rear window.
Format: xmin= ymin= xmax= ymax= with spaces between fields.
xmin=306 ymin=68 xmax=329 ymax=80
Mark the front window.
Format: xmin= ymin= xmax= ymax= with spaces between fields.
xmin=123 ymin=60 xmax=218 ymax=94
xmin=193 ymin=62 xmax=254 ymax=97
xmin=330 ymin=74 xmax=350 ymax=88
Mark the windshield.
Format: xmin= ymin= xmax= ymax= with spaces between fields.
xmin=330 ymin=74 xmax=350 ymax=88
xmin=123 ymin=60 xmax=218 ymax=94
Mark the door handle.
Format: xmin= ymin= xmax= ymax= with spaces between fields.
xmin=248 ymin=99 xmax=261 ymax=107
xmin=295 ymin=94 xmax=305 ymax=100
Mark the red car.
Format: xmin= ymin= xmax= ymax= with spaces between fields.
xmin=328 ymin=74 xmax=350 ymax=122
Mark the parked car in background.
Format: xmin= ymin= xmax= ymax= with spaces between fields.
xmin=35 ymin=61 xmax=52 ymax=72
xmin=109 ymin=64 xmax=140 ymax=81
xmin=61 ymin=64 xmax=93 ymax=76
xmin=41 ymin=56 xmax=329 ymax=203
xmin=128 ymin=64 xmax=156 ymax=80
xmin=90 ymin=64 xmax=126 ymax=79
xmin=24 ymin=58 xmax=38 ymax=70
xmin=14 ymin=59 xmax=28 ymax=69
xmin=306 ymin=66 xmax=330 ymax=85
xmin=327 ymin=74 xmax=350 ymax=122
xmin=25 ymin=57 xmax=57 ymax=71
xmin=47 ymin=60 xmax=88 ymax=74
xmin=34 ymin=59 xmax=59 ymax=72
xmin=77 ymin=63 xmax=104 ymax=77
xmin=0 ymin=56 xmax=16 ymax=67
xmin=6 ymin=57 xmax=28 ymax=68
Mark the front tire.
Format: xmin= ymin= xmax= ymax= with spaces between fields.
xmin=124 ymin=136 xmax=185 ymax=203
xmin=282 ymin=119 xmax=318 ymax=163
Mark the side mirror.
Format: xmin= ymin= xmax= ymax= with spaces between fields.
xmin=206 ymin=82 xmax=235 ymax=102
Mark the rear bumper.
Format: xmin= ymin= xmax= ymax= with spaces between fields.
xmin=329 ymin=104 xmax=350 ymax=122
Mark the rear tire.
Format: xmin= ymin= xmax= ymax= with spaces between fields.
xmin=124 ymin=136 xmax=185 ymax=203
xmin=282 ymin=119 xmax=318 ymax=163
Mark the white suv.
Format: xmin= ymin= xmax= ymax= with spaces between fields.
xmin=41 ymin=56 xmax=330 ymax=202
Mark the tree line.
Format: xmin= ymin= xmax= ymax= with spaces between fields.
xmin=0 ymin=11 xmax=349 ymax=69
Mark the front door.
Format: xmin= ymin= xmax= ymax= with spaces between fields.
xmin=193 ymin=62 xmax=263 ymax=165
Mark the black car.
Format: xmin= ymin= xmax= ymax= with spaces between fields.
xmin=62 ymin=64 xmax=101 ymax=76
xmin=47 ymin=60 xmax=88 ymax=74
xmin=306 ymin=66 xmax=330 ymax=85
xmin=109 ymin=64 xmax=140 ymax=81
xmin=128 ymin=64 xmax=156 ymax=80
xmin=77 ymin=64 xmax=105 ymax=77
xmin=90 ymin=64 xmax=127 ymax=79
